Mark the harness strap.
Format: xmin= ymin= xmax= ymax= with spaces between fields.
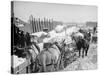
xmin=31 ymin=45 xmax=38 ymax=56
xmin=38 ymin=63 xmax=53 ymax=66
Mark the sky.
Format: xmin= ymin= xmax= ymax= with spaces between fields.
xmin=13 ymin=1 xmax=97 ymax=23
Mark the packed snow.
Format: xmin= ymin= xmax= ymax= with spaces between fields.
xmin=65 ymin=26 xmax=80 ymax=36
xmin=55 ymin=25 xmax=65 ymax=33
xmin=30 ymin=31 xmax=48 ymax=37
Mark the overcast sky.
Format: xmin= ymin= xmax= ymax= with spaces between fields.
xmin=14 ymin=1 xmax=97 ymax=23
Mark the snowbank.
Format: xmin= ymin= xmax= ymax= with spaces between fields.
xmin=55 ymin=25 xmax=65 ymax=33
xmin=43 ymin=30 xmax=66 ymax=43
xmin=66 ymin=26 xmax=79 ymax=36
xmin=30 ymin=31 xmax=47 ymax=37
xmin=48 ymin=30 xmax=57 ymax=38
xmin=64 ymin=35 xmax=73 ymax=45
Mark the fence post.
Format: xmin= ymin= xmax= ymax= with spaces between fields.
xmin=38 ymin=18 xmax=41 ymax=31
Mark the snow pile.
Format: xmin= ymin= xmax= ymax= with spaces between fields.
xmin=48 ymin=30 xmax=57 ymax=38
xmin=64 ymin=35 xmax=73 ymax=45
xmin=43 ymin=31 xmax=66 ymax=43
xmin=50 ymin=35 xmax=65 ymax=43
xmin=55 ymin=25 xmax=65 ymax=33
xmin=66 ymin=26 xmax=79 ymax=36
xmin=43 ymin=30 xmax=57 ymax=43
xmin=56 ymin=31 xmax=66 ymax=37
xmin=30 ymin=31 xmax=47 ymax=37
xmin=12 ymin=55 xmax=26 ymax=68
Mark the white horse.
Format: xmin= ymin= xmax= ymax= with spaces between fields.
xmin=35 ymin=42 xmax=61 ymax=72
xmin=26 ymin=43 xmax=40 ymax=72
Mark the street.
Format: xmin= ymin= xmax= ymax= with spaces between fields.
xmin=63 ymin=43 xmax=97 ymax=71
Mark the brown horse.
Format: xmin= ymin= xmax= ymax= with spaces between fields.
xmin=71 ymin=34 xmax=90 ymax=58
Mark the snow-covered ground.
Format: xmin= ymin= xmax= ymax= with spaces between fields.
xmin=63 ymin=43 xmax=97 ymax=71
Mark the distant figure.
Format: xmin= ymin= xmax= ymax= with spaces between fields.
xmin=93 ymin=26 xmax=96 ymax=34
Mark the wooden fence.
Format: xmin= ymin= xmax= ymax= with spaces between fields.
xmin=29 ymin=16 xmax=55 ymax=33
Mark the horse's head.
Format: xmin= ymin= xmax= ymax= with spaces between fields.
xmin=52 ymin=40 xmax=66 ymax=53
xmin=31 ymin=36 xmax=38 ymax=44
xmin=83 ymin=31 xmax=92 ymax=43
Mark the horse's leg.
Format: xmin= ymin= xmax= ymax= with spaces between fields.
xmin=30 ymin=62 xmax=34 ymax=73
xmin=50 ymin=63 xmax=55 ymax=72
xmin=53 ymin=61 xmax=57 ymax=71
xmin=34 ymin=60 xmax=40 ymax=73
xmin=56 ymin=56 xmax=62 ymax=71
xmin=42 ymin=54 xmax=46 ymax=72
xmin=82 ymin=48 xmax=85 ymax=58
xmin=85 ymin=45 xmax=89 ymax=56
xmin=85 ymin=49 xmax=88 ymax=56
xmin=79 ymin=48 xmax=81 ymax=57
xmin=60 ymin=56 xmax=64 ymax=70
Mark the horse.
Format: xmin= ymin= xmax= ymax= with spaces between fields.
xmin=25 ymin=42 xmax=41 ymax=73
xmin=34 ymin=42 xmax=62 ymax=72
xmin=79 ymin=29 xmax=92 ymax=43
xmin=71 ymin=32 xmax=90 ymax=58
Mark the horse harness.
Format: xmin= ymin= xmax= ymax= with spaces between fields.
xmin=37 ymin=44 xmax=60 ymax=67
